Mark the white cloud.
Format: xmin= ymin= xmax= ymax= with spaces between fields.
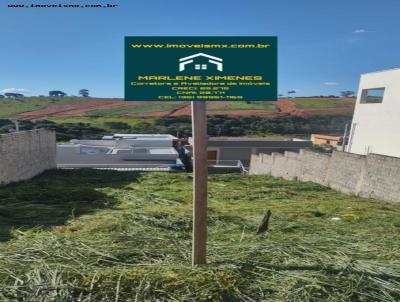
xmin=0 ymin=88 xmax=28 ymax=94
xmin=323 ymin=82 xmax=338 ymax=86
xmin=353 ymin=29 xmax=367 ymax=34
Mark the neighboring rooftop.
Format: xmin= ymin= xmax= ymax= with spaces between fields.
xmin=188 ymin=136 xmax=311 ymax=148
xmin=57 ymin=133 xmax=181 ymax=170
xmin=104 ymin=134 xmax=178 ymax=140
xmin=311 ymin=134 xmax=341 ymax=140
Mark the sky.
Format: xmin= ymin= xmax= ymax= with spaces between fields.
xmin=0 ymin=0 xmax=399 ymax=98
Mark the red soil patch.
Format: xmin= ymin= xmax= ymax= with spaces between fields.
xmin=20 ymin=98 xmax=355 ymax=120
xmin=21 ymin=99 xmax=187 ymax=120
xmin=167 ymin=102 xmax=279 ymax=117
xmin=168 ymin=105 xmax=191 ymax=117
xmin=273 ymin=98 xmax=355 ymax=117
xmin=273 ymin=99 xmax=298 ymax=116
xmin=21 ymin=98 xmax=127 ymax=120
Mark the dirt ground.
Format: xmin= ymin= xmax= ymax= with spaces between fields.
xmin=21 ymin=98 xmax=355 ymax=120
xmin=21 ymin=98 xmax=127 ymax=119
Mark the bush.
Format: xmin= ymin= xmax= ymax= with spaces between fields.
xmin=103 ymin=122 xmax=131 ymax=130
xmin=0 ymin=114 xmax=352 ymax=141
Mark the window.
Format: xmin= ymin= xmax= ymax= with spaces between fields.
xmin=360 ymin=88 xmax=385 ymax=104
xmin=201 ymin=64 xmax=207 ymax=70
xmin=195 ymin=64 xmax=201 ymax=70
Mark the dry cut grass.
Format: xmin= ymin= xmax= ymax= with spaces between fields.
xmin=0 ymin=170 xmax=399 ymax=301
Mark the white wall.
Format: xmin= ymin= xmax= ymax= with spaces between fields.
xmin=347 ymin=68 xmax=400 ymax=157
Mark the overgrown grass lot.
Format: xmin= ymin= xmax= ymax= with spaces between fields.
xmin=0 ymin=170 xmax=399 ymax=301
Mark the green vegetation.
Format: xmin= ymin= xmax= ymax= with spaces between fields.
xmin=293 ymin=99 xmax=352 ymax=109
xmin=0 ymin=97 xmax=352 ymax=120
xmin=205 ymin=114 xmax=352 ymax=137
xmin=0 ymin=114 xmax=352 ymax=141
xmin=0 ymin=118 xmax=158 ymax=141
xmin=0 ymin=97 xmax=351 ymax=141
xmin=49 ymin=117 xmax=151 ymax=128
xmin=208 ymin=102 xmax=277 ymax=111
xmin=54 ymin=114 xmax=351 ymax=138
xmin=0 ymin=170 xmax=399 ymax=301
xmin=87 ymin=104 xmax=185 ymax=117
xmin=0 ymin=119 xmax=107 ymax=142
xmin=0 ymin=97 xmax=83 ymax=119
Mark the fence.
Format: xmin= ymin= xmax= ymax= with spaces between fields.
xmin=0 ymin=129 xmax=56 ymax=185
xmin=249 ymin=149 xmax=400 ymax=203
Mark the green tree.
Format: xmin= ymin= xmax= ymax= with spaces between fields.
xmin=340 ymin=90 xmax=355 ymax=98
xmin=79 ymin=89 xmax=90 ymax=97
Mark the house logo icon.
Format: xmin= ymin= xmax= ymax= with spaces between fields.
xmin=179 ymin=53 xmax=223 ymax=72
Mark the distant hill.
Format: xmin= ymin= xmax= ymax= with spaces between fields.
xmin=0 ymin=97 xmax=355 ymax=120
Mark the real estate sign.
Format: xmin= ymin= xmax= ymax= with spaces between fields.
xmin=125 ymin=36 xmax=277 ymax=102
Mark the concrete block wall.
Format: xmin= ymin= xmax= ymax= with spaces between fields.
xmin=300 ymin=150 xmax=331 ymax=185
xmin=0 ymin=129 xmax=56 ymax=185
xmin=249 ymin=150 xmax=400 ymax=203
xmin=326 ymin=151 xmax=365 ymax=194
xmin=361 ymin=154 xmax=400 ymax=202
xmin=270 ymin=153 xmax=286 ymax=178
xmin=249 ymin=153 xmax=272 ymax=175
xmin=284 ymin=151 xmax=303 ymax=180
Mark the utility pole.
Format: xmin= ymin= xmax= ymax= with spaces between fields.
xmin=342 ymin=123 xmax=348 ymax=152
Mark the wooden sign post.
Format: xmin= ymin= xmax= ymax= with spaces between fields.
xmin=125 ymin=36 xmax=277 ymax=266
xmin=191 ymin=101 xmax=208 ymax=265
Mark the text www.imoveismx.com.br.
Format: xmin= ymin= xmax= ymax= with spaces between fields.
xmin=7 ymin=3 xmax=118 ymax=8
